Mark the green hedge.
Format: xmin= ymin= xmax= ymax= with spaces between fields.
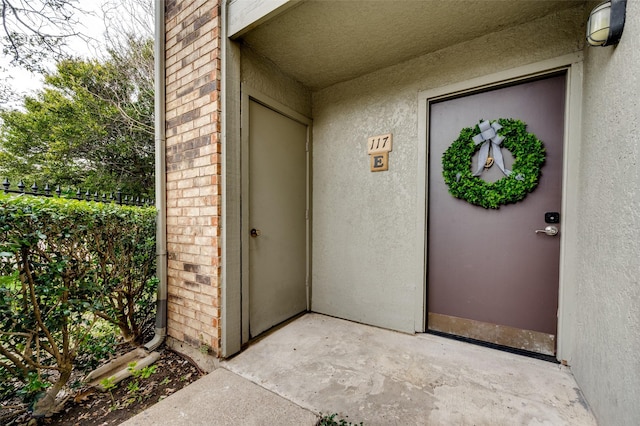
xmin=0 ymin=193 xmax=157 ymax=413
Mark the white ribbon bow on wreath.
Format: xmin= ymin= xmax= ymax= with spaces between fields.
xmin=472 ymin=120 xmax=512 ymax=177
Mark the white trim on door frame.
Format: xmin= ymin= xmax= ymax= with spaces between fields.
xmin=415 ymin=52 xmax=584 ymax=364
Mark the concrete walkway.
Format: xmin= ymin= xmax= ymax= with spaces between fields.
xmin=122 ymin=313 xmax=597 ymax=425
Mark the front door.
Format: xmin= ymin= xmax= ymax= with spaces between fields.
xmin=427 ymin=73 xmax=566 ymax=355
xmin=248 ymin=99 xmax=308 ymax=338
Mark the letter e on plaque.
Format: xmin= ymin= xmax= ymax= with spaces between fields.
xmin=370 ymin=152 xmax=388 ymax=172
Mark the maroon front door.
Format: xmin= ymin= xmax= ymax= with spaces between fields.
xmin=427 ymin=73 xmax=566 ymax=355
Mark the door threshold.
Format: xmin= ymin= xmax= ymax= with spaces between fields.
xmin=427 ymin=329 xmax=559 ymax=364
xmin=243 ymin=311 xmax=309 ymax=350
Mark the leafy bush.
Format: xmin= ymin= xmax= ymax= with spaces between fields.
xmin=0 ymin=193 xmax=156 ymax=416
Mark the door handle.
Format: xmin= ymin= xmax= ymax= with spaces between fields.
xmin=250 ymin=228 xmax=261 ymax=238
xmin=535 ymin=225 xmax=558 ymax=236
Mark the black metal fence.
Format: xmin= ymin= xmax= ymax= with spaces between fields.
xmin=2 ymin=178 xmax=154 ymax=207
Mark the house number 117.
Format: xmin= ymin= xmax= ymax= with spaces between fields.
xmin=367 ymin=133 xmax=393 ymax=154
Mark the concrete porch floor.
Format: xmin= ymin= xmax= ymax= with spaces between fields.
xmin=123 ymin=313 xmax=597 ymax=425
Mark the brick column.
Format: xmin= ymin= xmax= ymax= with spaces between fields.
xmin=164 ymin=0 xmax=221 ymax=356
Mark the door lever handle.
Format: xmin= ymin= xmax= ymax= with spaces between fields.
xmin=250 ymin=228 xmax=261 ymax=238
xmin=535 ymin=225 xmax=558 ymax=236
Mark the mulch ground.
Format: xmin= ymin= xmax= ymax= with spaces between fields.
xmin=3 ymin=346 xmax=204 ymax=426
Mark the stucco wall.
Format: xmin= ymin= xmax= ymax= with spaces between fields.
xmin=573 ymin=1 xmax=640 ymax=424
xmin=241 ymin=46 xmax=312 ymax=117
xmin=310 ymin=7 xmax=584 ymax=333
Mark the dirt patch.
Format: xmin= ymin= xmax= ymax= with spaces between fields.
xmin=3 ymin=346 xmax=204 ymax=426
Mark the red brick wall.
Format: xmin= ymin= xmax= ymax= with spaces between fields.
xmin=164 ymin=0 xmax=221 ymax=356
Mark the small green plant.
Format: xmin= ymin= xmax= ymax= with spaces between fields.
xmin=125 ymin=381 xmax=142 ymax=406
xmin=127 ymin=380 xmax=140 ymax=393
xmin=100 ymin=377 xmax=117 ymax=405
xmin=100 ymin=377 xmax=117 ymax=392
xmin=199 ymin=334 xmax=211 ymax=355
xmin=16 ymin=372 xmax=51 ymax=403
xmin=120 ymin=362 xmax=158 ymax=406
xmin=128 ymin=362 xmax=157 ymax=379
xmin=317 ymin=413 xmax=363 ymax=426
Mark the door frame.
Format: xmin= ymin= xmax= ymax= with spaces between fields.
xmin=240 ymin=86 xmax=312 ymax=344
xmin=415 ymin=53 xmax=583 ymax=364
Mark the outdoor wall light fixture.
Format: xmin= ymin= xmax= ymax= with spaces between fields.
xmin=586 ymin=0 xmax=627 ymax=46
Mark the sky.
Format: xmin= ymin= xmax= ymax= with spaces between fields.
xmin=0 ymin=1 xmax=136 ymax=106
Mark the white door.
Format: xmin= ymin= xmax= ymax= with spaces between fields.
xmin=247 ymin=99 xmax=308 ymax=338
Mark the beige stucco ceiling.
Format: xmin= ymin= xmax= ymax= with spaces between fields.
xmin=238 ymin=0 xmax=585 ymax=90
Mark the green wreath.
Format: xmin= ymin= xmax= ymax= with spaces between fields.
xmin=441 ymin=118 xmax=545 ymax=209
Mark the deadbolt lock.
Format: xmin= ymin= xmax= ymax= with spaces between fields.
xmin=250 ymin=228 xmax=261 ymax=238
